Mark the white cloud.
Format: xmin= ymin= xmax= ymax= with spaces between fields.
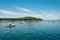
xmin=0 ymin=10 xmax=20 ymax=15
xmin=37 ymin=11 xmax=60 ymax=20
xmin=0 ymin=10 xmax=60 ymax=20
xmin=14 ymin=6 xmax=33 ymax=13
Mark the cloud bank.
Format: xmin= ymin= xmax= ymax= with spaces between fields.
xmin=0 ymin=6 xmax=60 ymax=20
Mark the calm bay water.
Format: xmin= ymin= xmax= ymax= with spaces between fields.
xmin=0 ymin=21 xmax=60 ymax=40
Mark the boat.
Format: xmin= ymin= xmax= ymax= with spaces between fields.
xmin=4 ymin=23 xmax=15 ymax=27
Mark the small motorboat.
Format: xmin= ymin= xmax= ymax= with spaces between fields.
xmin=4 ymin=23 xmax=15 ymax=27
xmin=20 ymin=22 xmax=23 ymax=24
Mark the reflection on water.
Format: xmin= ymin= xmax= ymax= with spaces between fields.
xmin=5 ymin=25 xmax=15 ymax=29
xmin=0 ymin=21 xmax=60 ymax=40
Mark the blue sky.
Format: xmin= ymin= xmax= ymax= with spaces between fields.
xmin=0 ymin=0 xmax=60 ymax=20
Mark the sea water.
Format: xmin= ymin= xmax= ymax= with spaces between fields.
xmin=0 ymin=21 xmax=60 ymax=40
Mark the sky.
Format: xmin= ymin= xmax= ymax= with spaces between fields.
xmin=0 ymin=0 xmax=60 ymax=20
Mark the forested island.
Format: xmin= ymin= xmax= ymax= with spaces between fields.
xmin=0 ymin=16 xmax=43 ymax=21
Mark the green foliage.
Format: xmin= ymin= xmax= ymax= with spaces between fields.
xmin=22 ymin=16 xmax=43 ymax=21
xmin=0 ymin=16 xmax=43 ymax=21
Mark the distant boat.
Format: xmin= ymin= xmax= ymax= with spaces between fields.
xmin=20 ymin=22 xmax=23 ymax=24
xmin=48 ymin=21 xmax=50 ymax=22
xmin=59 ymin=20 xmax=60 ymax=21
xmin=52 ymin=21 xmax=56 ymax=23
xmin=20 ymin=23 xmax=23 ymax=24
xmin=36 ymin=21 xmax=38 ymax=23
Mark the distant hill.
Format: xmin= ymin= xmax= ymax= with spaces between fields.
xmin=21 ymin=16 xmax=43 ymax=21
xmin=0 ymin=16 xmax=43 ymax=21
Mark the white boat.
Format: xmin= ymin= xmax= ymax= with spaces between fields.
xmin=4 ymin=23 xmax=15 ymax=27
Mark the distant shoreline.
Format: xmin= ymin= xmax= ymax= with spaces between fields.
xmin=0 ymin=16 xmax=43 ymax=21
